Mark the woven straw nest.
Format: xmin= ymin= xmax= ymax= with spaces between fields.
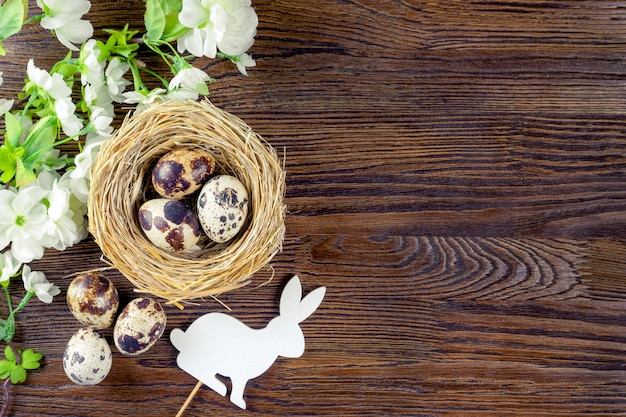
xmin=88 ymin=100 xmax=286 ymax=306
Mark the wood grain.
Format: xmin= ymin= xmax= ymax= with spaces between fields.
xmin=1 ymin=0 xmax=626 ymax=415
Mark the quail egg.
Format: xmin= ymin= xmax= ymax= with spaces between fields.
xmin=67 ymin=272 xmax=119 ymax=330
xmin=63 ymin=327 xmax=112 ymax=386
xmin=139 ymin=199 xmax=201 ymax=252
xmin=114 ymin=298 xmax=167 ymax=356
xmin=151 ymin=148 xmax=216 ymax=200
xmin=197 ymin=175 xmax=249 ymax=243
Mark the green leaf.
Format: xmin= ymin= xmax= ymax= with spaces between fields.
xmin=162 ymin=14 xmax=188 ymax=43
xmin=20 ymin=0 xmax=27 ymax=20
xmin=0 ymin=328 xmax=7 ymax=343
xmin=145 ymin=0 xmax=166 ymax=41
xmin=4 ymin=112 xmax=22 ymax=148
xmin=162 ymin=0 xmax=182 ymax=14
xmin=21 ymin=360 xmax=40 ymax=371
xmin=4 ymin=345 xmax=15 ymax=362
xmin=22 ymin=115 xmax=56 ymax=162
xmin=0 ymin=164 xmax=15 ymax=183
xmin=104 ymin=25 xmax=139 ymax=59
xmin=0 ymin=151 xmax=15 ymax=182
xmin=0 ymin=360 xmax=13 ymax=379
xmin=54 ymin=60 xmax=80 ymax=80
xmin=15 ymin=158 xmax=36 ymax=186
xmin=0 ymin=0 xmax=25 ymax=42
xmin=0 ymin=143 xmax=24 ymax=183
xmin=9 ymin=365 xmax=26 ymax=384
xmin=20 ymin=349 xmax=42 ymax=370
xmin=0 ymin=41 xmax=5 ymax=56
xmin=160 ymin=0 xmax=186 ymax=42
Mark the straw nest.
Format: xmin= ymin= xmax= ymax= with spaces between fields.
xmin=88 ymin=100 xmax=286 ymax=306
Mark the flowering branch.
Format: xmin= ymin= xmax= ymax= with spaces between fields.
xmin=0 ymin=255 xmax=59 ymax=416
xmin=0 ymin=0 xmax=259 ymax=413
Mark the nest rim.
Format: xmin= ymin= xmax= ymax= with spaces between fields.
xmin=87 ymin=99 xmax=286 ymax=306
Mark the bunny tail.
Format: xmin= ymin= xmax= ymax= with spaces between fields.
xmin=170 ymin=328 xmax=186 ymax=351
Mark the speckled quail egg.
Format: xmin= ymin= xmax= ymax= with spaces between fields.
xmin=197 ymin=175 xmax=249 ymax=243
xmin=138 ymin=198 xmax=201 ymax=252
xmin=114 ymin=298 xmax=167 ymax=356
xmin=66 ymin=272 xmax=119 ymax=330
xmin=63 ymin=327 xmax=112 ymax=385
xmin=151 ymin=148 xmax=216 ymax=200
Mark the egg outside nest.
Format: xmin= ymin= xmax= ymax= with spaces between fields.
xmin=114 ymin=298 xmax=167 ymax=356
xmin=66 ymin=272 xmax=119 ymax=330
xmin=63 ymin=328 xmax=113 ymax=386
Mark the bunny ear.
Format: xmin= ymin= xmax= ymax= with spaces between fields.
xmin=280 ymin=275 xmax=326 ymax=322
xmin=294 ymin=286 xmax=326 ymax=323
xmin=280 ymin=275 xmax=303 ymax=316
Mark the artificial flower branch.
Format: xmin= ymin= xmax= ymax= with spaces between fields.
xmin=0 ymin=0 xmax=259 ymax=414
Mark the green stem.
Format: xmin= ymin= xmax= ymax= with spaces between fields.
xmin=3 ymin=289 xmax=32 ymax=342
xmin=128 ymin=60 xmax=148 ymax=92
xmin=23 ymin=14 xmax=44 ymax=25
xmin=2 ymin=288 xmax=13 ymax=343
xmin=143 ymin=37 xmax=189 ymax=75
xmin=19 ymin=91 xmax=39 ymax=124
xmin=11 ymin=293 xmax=32 ymax=318
xmin=139 ymin=66 xmax=170 ymax=88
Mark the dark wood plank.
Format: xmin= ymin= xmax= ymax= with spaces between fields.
xmin=2 ymin=235 xmax=621 ymax=416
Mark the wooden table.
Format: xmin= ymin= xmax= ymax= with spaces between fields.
xmin=2 ymin=0 xmax=626 ymax=415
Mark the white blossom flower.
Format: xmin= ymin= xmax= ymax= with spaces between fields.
xmin=88 ymin=106 xmax=114 ymax=137
xmin=27 ymin=60 xmax=84 ymax=137
xmin=71 ymin=136 xmax=103 ymax=180
xmin=54 ymin=97 xmax=83 ymax=137
xmin=105 ymin=57 xmax=131 ymax=102
xmin=21 ymin=170 xmax=83 ymax=251
xmin=59 ymin=171 xmax=89 ymax=240
xmin=84 ymin=83 xmax=114 ymax=112
xmin=0 ymin=252 xmax=21 ymax=284
xmin=0 ymin=100 xmax=13 ymax=117
xmin=216 ymin=2 xmax=258 ymax=57
xmin=80 ymin=39 xmax=106 ymax=87
xmin=165 ymin=88 xmax=201 ymax=102
xmin=68 ymin=139 xmax=103 ymax=202
xmin=27 ymin=59 xmax=71 ymax=100
xmin=169 ymin=67 xmax=211 ymax=94
xmin=21 ymin=265 xmax=60 ymax=304
xmin=0 ymin=187 xmax=49 ymax=263
xmin=0 ymin=72 xmax=14 ymax=116
xmin=177 ymin=0 xmax=257 ymax=59
xmin=123 ymin=88 xmax=167 ymax=113
xmin=36 ymin=0 xmax=93 ymax=51
xmin=234 ymin=53 xmax=255 ymax=76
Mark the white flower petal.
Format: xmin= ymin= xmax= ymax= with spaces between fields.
xmin=0 ymin=99 xmax=14 ymax=116
xmin=179 ymin=0 xmax=212 ymax=28
xmin=176 ymin=0 xmax=257 ymax=59
xmin=12 ymin=238 xmax=45 ymax=263
xmin=39 ymin=0 xmax=93 ymax=50
xmin=57 ymin=19 xmax=93 ymax=45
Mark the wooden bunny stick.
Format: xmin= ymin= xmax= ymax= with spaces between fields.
xmin=171 ymin=275 xmax=326 ymax=410
xmin=176 ymin=380 xmax=203 ymax=417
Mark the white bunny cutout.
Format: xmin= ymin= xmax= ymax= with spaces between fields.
xmin=170 ymin=275 xmax=326 ymax=410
